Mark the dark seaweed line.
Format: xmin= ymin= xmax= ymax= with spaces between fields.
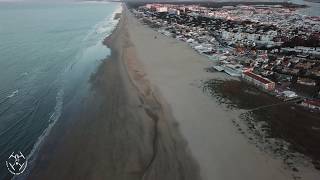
xmin=142 ymin=106 xmax=159 ymax=180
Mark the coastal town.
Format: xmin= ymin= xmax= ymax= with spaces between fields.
xmin=130 ymin=2 xmax=320 ymax=111
xmin=2 ymin=1 xmax=320 ymax=179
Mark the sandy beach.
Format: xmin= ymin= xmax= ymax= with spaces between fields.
xmin=123 ymin=5 xmax=320 ymax=180
xmin=27 ymin=5 xmax=200 ymax=180
xmin=25 ymin=4 xmax=320 ymax=180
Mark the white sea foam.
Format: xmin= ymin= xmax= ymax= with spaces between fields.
xmin=83 ymin=3 xmax=121 ymax=42
xmin=11 ymin=4 xmax=122 ymax=180
xmin=7 ymin=90 xmax=18 ymax=98
xmin=78 ymin=3 xmax=121 ymax=65
xmin=13 ymin=89 xmax=64 ymax=180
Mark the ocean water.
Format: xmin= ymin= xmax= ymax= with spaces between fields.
xmin=0 ymin=2 xmax=120 ymax=178
xmin=292 ymin=0 xmax=320 ymax=16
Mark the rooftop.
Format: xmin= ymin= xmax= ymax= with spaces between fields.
xmin=243 ymin=71 xmax=274 ymax=84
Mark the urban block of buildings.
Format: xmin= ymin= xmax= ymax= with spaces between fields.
xmin=130 ymin=2 xmax=320 ymax=110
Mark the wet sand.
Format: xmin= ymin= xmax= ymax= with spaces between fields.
xmin=26 ymin=4 xmax=320 ymax=180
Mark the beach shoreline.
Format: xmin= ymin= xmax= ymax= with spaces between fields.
xmin=24 ymin=3 xmax=320 ymax=180
xmin=26 ymin=4 xmax=200 ymax=180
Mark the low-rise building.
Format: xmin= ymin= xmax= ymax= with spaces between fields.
xmin=297 ymin=77 xmax=317 ymax=86
xmin=242 ymin=71 xmax=275 ymax=91
xmin=301 ymin=99 xmax=320 ymax=110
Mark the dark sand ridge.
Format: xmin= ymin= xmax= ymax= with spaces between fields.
xmin=26 ymin=5 xmax=200 ymax=180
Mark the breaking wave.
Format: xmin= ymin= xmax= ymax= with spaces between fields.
xmin=7 ymin=90 xmax=18 ymax=98
xmin=83 ymin=4 xmax=122 ymax=42
xmin=13 ymin=88 xmax=64 ymax=180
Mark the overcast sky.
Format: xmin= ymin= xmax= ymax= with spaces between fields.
xmin=0 ymin=0 xmax=287 ymax=1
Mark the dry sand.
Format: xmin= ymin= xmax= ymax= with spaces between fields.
xmin=124 ymin=5 xmax=320 ymax=180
